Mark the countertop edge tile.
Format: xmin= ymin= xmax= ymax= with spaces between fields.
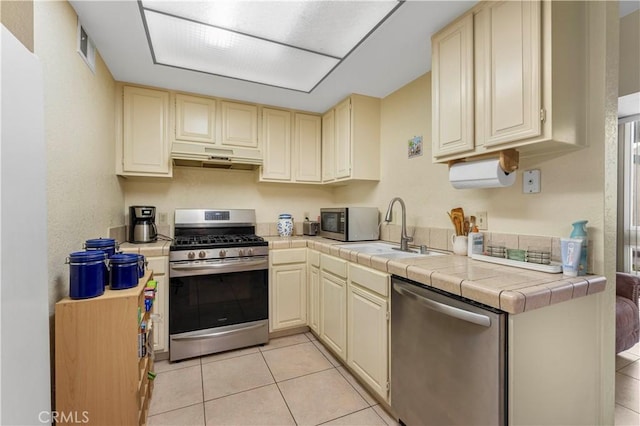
xmin=264 ymin=237 xmax=607 ymax=315
xmin=499 ymin=291 xmax=526 ymax=314
xmin=387 ymin=260 xmax=409 ymax=278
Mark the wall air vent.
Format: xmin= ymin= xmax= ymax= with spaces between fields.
xmin=77 ymin=19 xmax=96 ymax=73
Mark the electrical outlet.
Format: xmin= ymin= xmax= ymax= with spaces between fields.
xmin=476 ymin=212 xmax=488 ymax=230
xmin=523 ymin=169 xmax=541 ymax=193
xmin=159 ymin=212 xmax=168 ymax=224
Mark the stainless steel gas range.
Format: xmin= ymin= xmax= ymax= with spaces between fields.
xmin=169 ymin=209 xmax=269 ymax=362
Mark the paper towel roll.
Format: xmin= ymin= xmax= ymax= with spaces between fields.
xmin=449 ymin=158 xmax=516 ymax=189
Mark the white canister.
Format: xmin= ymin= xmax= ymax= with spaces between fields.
xmin=277 ymin=214 xmax=293 ymax=237
xmin=451 ymin=235 xmax=468 ymax=256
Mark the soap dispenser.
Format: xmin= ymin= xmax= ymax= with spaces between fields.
xmin=569 ymin=220 xmax=588 ymax=275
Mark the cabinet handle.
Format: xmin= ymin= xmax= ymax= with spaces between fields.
xmin=171 ymin=322 xmax=266 ymax=341
xmin=393 ymin=282 xmax=491 ymax=327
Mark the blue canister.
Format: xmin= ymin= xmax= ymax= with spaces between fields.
xmin=67 ymin=251 xmax=107 ymax=299
xmin=85 ymin=238 xmax=119 ymax=258
xmin=110 ymin=253 xmax=140 ymax=290
xmin=137 ymin=254 xmax=146 ymax=278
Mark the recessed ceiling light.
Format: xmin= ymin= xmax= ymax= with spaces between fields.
xmin=139 ymin=0 xmax=402 ymax=92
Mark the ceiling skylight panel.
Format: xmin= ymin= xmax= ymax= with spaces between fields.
xmin=145 ymin=10 xmax=339 ymax=92
xmin=140 ymin=0 xmax=400 ymax=57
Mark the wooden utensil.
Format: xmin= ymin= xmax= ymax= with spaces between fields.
xmin=451 ymin=208 xmax=465 ymax=236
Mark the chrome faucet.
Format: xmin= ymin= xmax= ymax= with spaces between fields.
xmin=384 ymin=197 xmax=413 ymax=252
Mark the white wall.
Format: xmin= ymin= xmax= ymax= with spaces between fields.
xmin=1 ymin=25 xmax=51 ymax=425
xmin=34 ymin=1 xmax=123 ymax=312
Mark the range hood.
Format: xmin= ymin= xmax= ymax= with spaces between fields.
xmin=171 ymin=141 xmax=262 ymax=170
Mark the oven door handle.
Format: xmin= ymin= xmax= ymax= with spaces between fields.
xmin=171 ymin=322 xmax=267 ymax=341
xmin=171 ymin=259 xmax=268 ymax=273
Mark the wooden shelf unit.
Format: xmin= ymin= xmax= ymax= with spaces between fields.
xmin=55 ymin=270 xmax=155 ymax=425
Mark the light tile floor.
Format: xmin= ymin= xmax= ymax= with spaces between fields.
xmin=150 ymin=331 xmax=640 ymax=425
xmin=615 ymin=341 xmax=640 ymax=425
xmin=148 ymin=332 xmax=398 ymax=426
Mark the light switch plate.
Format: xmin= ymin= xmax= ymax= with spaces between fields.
xmin=523 ymin=169 xmax=541 ymax=193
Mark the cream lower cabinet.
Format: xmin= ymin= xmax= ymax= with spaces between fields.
xmin=319 ymin=254 xmax=348 ymax=361
xmin=308 ymin=250 xmax=321 ymax=334
xmin=347 ymin=264 xmax=390 ymax=401
xmin=147 ymin=256 xmax=169 ymax=353
xmin=270 ymin=248 xmax=307 ymax=331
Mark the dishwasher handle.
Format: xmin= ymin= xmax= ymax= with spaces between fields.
xmin=393 ymin=282 xmax=491 ymax=327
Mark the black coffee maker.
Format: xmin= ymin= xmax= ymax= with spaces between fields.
xmin=129 ymin=206 xmax=158 ymax=243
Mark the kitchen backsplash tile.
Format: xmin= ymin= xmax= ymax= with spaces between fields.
xmin=257 ymin=223 xmax=570 ymax=264
xmin=108 ymin=225 xmax=127 ymax=242
xmin=429 ymin=228 xmax=448 ymax=251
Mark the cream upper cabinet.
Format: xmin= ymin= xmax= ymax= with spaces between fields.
xmin=432 ymin=0 xmax=588 ymax=162
xmin=321 ymin=110 xmax=336 ymax=183
xmin=175 ymin=93 xmax=216 ymax=143
xmin=293 ymin=113 xmax=322 ymax=183
xmin=475 ymin=0 xmax=541 ymax=147
xmin=260 ymin=108 xmax=292 ymax=181
xmin=334 ymin=98 xmax=352 ymax=179
xmin=260 ymin=110 xmax=322 ymax=183
xmin=319 ymin=254 xmax=348 ymax=361
xmin=431 ymin=13 xmax=474 ymax=157
xmin=119 ymin=85 xmax=172 ymax=176
xmin=221 ymin=101 xmax=259 ymax=148
xmin=322 ymin=94 xmax=380 ymax=183
xmin=347 ymin=264 xmax=390 ymax=401
xmin=270 ymin=248 xmax=307 ymax=332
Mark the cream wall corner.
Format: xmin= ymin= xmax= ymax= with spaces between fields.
xmin=34 ymin=1 xmax=122 ymax=314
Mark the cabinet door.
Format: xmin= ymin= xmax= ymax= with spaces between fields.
xmin=261 ymin=108 xmax=292 ymax=181
xmin=476 ymin=0 xmax=542 ymax=147
xmin=320 ymin=272 xmax=347 ymax=360
xmin=334 ymin=98 xmax=351 ymax=179
xmin=271 ymin=264 xmax=307 ymax=331
xmin=322 ymin=110 xmax=336 ymax=182
xmin=347 ymin=284 xmax=389 ymax=400
xmin=432 ymin=13 xmax=474 ymax=157
xmin=293 ymin=113 xmax=322 ymax=182
xmin=122 ymin=86 xmax=170 ymax=175
xmin=152 ymin=274 xmax=167 ymax=352
xmin=175 ymin=93 xmax=216 ymax=143
xmin=221 ymin=101 xmax=258 ymax=148
xmin=308 ymin=265 xmax=320 ymax=334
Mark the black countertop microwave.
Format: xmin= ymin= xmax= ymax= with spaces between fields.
xmin=319 ymin=207 xmax=379 ymax=241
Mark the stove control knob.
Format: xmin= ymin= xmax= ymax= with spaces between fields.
xmin=238 ymin=249 xmax=244 ymax=257
xmin=219 ymin=249 xmax=227 ymax=258
xmin=188 ymin=251 xmax=196 ymax=260
xmin=199 ymin=251 xmax=206 ymax=258
xmin=247 ymin=248 xmax=254 ymax=256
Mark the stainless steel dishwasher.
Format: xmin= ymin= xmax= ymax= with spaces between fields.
xmin=390 ymin=276 xmax=507 ymax=425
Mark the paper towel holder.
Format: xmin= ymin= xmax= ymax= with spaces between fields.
xmin=447 ymin=149 xmax=520 ymax=173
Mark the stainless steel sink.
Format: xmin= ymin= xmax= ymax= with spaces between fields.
xmin=336 ymin=242 xmax=447 ymax=259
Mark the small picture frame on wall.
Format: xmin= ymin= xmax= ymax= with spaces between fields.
xmin=408 ymin=136 xmax=423 ymax=158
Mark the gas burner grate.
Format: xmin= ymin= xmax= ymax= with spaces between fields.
xmin=172 ymin=234 xmax=265 ymax=249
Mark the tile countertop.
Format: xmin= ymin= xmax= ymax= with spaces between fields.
xmin=120 ymin=240 xmax=171 ymax=256
xmin=266 ymin=236 xmax=607 ymax=315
